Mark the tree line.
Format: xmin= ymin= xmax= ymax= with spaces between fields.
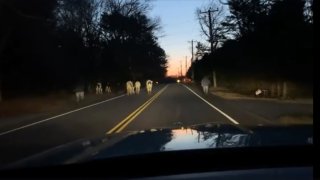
xmin=188 ymin=0 xmax=313 ymax=85
xmin=0 ymin=0 xmax=167 ymax=99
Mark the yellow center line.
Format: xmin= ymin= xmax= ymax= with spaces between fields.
xmin=115 ymin=88 xmax=166 ymax=133
xmin=106 ymin=85 xmax=168 ymax=134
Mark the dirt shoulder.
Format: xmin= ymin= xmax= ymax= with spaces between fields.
xmin=186 ymin=83 xmax=313 ymax=126
xmin=0 ymin=91 xmax=124 ymax=119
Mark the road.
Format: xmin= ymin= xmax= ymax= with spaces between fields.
xmin=0 ymin=83 xmax=313 ymax=165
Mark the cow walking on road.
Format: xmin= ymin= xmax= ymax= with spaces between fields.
xmin=126 ymin=81 xmax=134 ymax=95
xmin=146 ymin=80 xmax=153 ymax=94
xmin=135 ymin=81 xmax=141 ymax=95
xmin=74 ymin=85 xmax=85 ymax=102
xmin=96 ymin=82 xmax=103 ymax=95
xmin=105 ymin=82 xmax=112 ymax=94
xmin=201 ymin=76 xmax=210 ymax=95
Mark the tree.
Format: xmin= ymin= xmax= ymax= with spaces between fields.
xmin=99 ymin=0 xmax=166 ymax=81
xmin=226 ymin=0 xmax=267 ymax=38
xmin=196 ymin=1 xmax=231 ymax=52
xmin=0 ymin=0 xmax=167 ymax=99
xmin=195 ymin=42 xmax=209 ymax=59
xmin=0 ymin=0 xmax=58 ymax=98
xmin=192 ymin=0 xmax=313 ymax=84
xmin=54 ymin=0 xmax=105 ymax=86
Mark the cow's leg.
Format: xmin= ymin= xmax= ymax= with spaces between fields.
xmin=80 ymin=92 xmax=84 ymax=100
xmin=76 ymin=92 xmax=79 ymax=102
xmin=147 ymin=86 xmax=150 ymax=94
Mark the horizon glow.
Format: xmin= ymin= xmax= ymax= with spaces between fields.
xmin=149 ymin=0 xmax=211 ymax=77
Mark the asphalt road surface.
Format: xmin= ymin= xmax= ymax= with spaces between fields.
xmin=0 ymin=83 xmax=312 ymax=165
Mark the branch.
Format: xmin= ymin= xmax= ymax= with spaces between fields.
xmin=0 ymin=1 xmax=54 ymax=22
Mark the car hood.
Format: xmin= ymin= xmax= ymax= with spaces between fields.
xmin=5 ymin=123 xmax=313 ymax=169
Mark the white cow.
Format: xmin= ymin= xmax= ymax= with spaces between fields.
xmin=105 ymin=85 xmax=112 ymax=94
xmin=74 ymin=85 xmax=85 ymax=102
xmin=146 ymin=80 xmax=153 ymax=94
xmin=126 ymin=81 xmax=134 ymax=95
xmin=201 ymin=77 xmax=210 ymax=95
xmin=75 ymin=91 xmax=84 ymax=102
xmin=135 ymin=81 xmax=141 ymax=95
xmin=96 ymin=82 xmax=103 ymax=95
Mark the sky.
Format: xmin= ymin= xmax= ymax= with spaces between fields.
xmin=148 ymin=0 xmax=211 ymax=77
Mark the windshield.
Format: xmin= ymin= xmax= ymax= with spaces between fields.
xmin=0 ymin=0 xmax=313 ymax=168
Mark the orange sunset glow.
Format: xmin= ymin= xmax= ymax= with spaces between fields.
xmin=166 ymin=55 xmax=191 ymax=77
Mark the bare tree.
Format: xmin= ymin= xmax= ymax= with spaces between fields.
xmin=55 ymin=0 xmax=104 ymax=47
xmin=196 ymin=1 xmax=231 ymax=52
xmin=102 ymin=0 xmax=150 ymax=17
xmin=195 ymin=42 xmax=209 ymax=59
xmin=99 ymin=0 xmax=161 ymax=43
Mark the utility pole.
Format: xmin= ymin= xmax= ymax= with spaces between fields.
xmin=180 ymin=60 xmax=182 ymax=77
xmin=185 ymin=56 xmax=187 ymax=76
xmin=188 ymin=40 xmax=195 ymax=80
xmin=200 ymin=8 xmax=218 ymax=53
xmin=191 ymin=40 xmax=194 ymax=62
xmin=208 ymin=9 xmax=213 ymax=53
xmin=200 ymin=8 xmax=218 ymax=87
xmin=187 ymin=40 xmax=194 ymax=61
xmin=191 ymin=40 xmax=194 ymax=80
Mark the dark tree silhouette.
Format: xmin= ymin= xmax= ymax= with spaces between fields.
xmin=0 ymin=0 xmax=167 ymax=99
xmin=189 ymin=0 xmax=313 ymax=86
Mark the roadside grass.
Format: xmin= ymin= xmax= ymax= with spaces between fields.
xmin=215 ymin=75 xmax=313 ymax=99
xmin=0 ymin=91 xmax=123 ymax=119
xmin=209 ymin=87 xmax=247 ymax=100
xmin=187 ymin=83 xmax=313 ymax=125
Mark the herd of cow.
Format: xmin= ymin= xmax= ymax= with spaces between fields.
xmin=126 ymin=80 xmax=153 ymax=96
xmin=75 ymin=80 xmax=154 ymax=102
